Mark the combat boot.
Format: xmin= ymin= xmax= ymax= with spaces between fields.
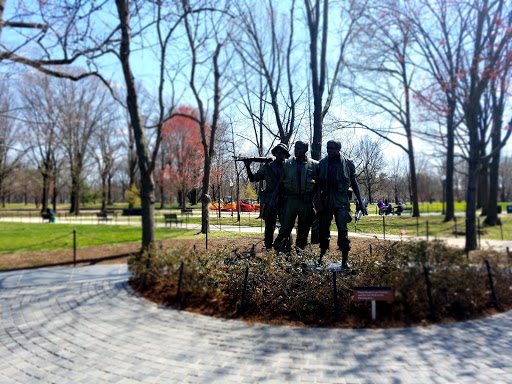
xmin=318 ymin=241 xmax=329 ymax=265
xmin=342 ymin=251 xmax=350 ymax=269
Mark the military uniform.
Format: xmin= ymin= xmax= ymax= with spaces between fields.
xmin=252 ymin=162 xmax=284 ymax=249
xmin=318 ymin=154 xmax=356 ymax=257
xmin=273 ymin=156 xmax=319 ymax=250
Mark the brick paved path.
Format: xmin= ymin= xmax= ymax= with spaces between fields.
xmin=1 ymin=265 xmax=511 ymax=383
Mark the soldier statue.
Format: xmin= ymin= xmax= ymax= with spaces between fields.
xmin=244 ymin=143 xmax=290 ymax=250
xmin=272 ymin=140 xmax=319 ymax=251
xmin=317 ymin=140 xmax=367 ymax=268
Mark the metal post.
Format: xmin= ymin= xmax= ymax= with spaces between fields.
xmin=176 ymin=261 xmax=184 ymax=300
xmin=218 ymin=202 xmax=221 ymax=230
xmin=73 ymin=229 xmax=77 ymax=267
xmin=333 ymin=271 xmax=339 ymax=322
xmin=369 ymin=243 xmax=372 ymax=257
xmin=423 ymin=265 xmax=434 ymax=320
xmin=478 ymin=217 xmax=481 ymax=250
xmin=441 ymin=179 xmax=446 ymax=215
xmin=371 ymin=300 xmax=377 ymax=321
xmin=240 ymin=265 xmax=250 ymax=312
xmin=485 ymin=260 xmax=499 ymax=310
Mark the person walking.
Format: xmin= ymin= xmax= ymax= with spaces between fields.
xmin=317 ymin=140 xmax=366 ymax=268
xmin=273 ymin=140 xmax=319 ymax=251
xmin=244 ymin=143 xmax=290 ymax=249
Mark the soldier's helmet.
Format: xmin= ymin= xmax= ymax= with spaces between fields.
xmin=271 ymin=143 xmax=291 ymax=158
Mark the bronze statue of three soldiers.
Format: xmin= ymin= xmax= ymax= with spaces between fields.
xmin=244 ymin=140 xmax=367 ymax=268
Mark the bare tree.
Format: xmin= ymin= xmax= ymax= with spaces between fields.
xmin=0 ymin=81 xmax=23 ymax=207
xmin=181 ymin=0 xmax=231 ymax=234
xmin=500 ymin=154 xmax=512 ymax=202
xmin=2 ymin=0 xmax=174 ymax=250
xmin=482 ymin=39 xmax=512 ymax=226
xmin=456 ymin=0 xmax=512 ymax=250
xmin=91 ymin=110 xmax=122 ymax=212
xmin=304 ymin=0 xmax=366 ymax=161
xmin=18 ymin=74 xmax=62 ymax=212
xmin=354 ymin=135 xmax=386 ymax=203
xmin=52 ymin=77 xmax=110 ymax=214
xmin=231 ymin=0 xmax=302 ymax=146
xmin=408 ymin=0 xmax=469 ymax=222
xmin=339 ymin=1 xmax=421 ymax=217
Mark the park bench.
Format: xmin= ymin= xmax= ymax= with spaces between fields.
xmin=164 ymin=213 xmax=183 ymax=227
xmin=379 ymin=206 xmax=394 ymax=215
xmin=96 ymin=211 xmax=115 ymax=224
xmin=379 ymin=206 xmax=412 ymax=216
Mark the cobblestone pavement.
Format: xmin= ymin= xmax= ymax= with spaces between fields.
xmin=1 ymin=265 xmax=511 ymax=384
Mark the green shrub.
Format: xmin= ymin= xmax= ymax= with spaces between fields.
xmin=128 ymin=240 xmax=512 ymax=327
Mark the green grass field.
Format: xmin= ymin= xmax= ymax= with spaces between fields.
xmin=0 ymin=223 xmax=260 ymax=255
xmin=1 ymin=200 xmax=510 ymax=255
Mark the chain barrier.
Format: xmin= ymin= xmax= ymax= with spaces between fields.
xmin=1 ymin=233 xmax=71 ymax=254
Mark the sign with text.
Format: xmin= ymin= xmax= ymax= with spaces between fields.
xmin=353 ymin=287 xmax=394 ymax=303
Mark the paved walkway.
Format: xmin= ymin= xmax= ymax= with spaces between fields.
xmin=1 ymin=265 xmax=511 ymax=383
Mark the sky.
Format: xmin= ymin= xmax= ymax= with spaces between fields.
xmin=1 ymin=0 xmax=510 ymax=172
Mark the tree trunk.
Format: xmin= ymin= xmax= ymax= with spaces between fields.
xmin=465 ymin=110 xmax=480 ymax=251
xmin=101 ymin=176 xmax=107 ymax=212
xmin=408 ymin=148 xmax=419 ymax=217
xmin=0 ymin=0 xmax=5 ymax=40
xmin=107 ymin=174 xmax=113 ymax=205
xmin=159 ymin=180 xmax=165 ymax=209
xmin=116 ymin=0 xmax=155 ymax=250
xmin=41 ymin=173 xmax=50 ymax=213
xmin=478 ymin=158 xmax=489 ymax=215
xmin=444 ymin=101 xmax=456 ymax=222
xmin=484 ymin=103 xmax=503 ymax=226
xmin=140 ymin=170 xmax=156 ymax=248
xmin=201 ymin=156 xmax=212 ymax=234
xmin=52 ymin=178 xmax=57 ymax=211
xmin=69 ymin=174 xmax=80 ymax=215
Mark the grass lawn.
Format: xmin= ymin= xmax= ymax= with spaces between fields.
xmin=350 ymin=214 xmax=512 ymax=240
xmin=0 ymin=222 xmax=260 ymax=255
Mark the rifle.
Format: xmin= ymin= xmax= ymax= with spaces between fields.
xmin=234 ymin=156 xmax=272 ymax=163
xmin=354 ymin=197 xmax=368 ymax=231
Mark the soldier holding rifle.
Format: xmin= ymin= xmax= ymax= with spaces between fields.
xmin=317 ymin=140 xmax=367 ymax=268
xmin=272 ymin=140 xmax=319 ymax=252
xmin=242 ymin=143 xmax=290 ymax=250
